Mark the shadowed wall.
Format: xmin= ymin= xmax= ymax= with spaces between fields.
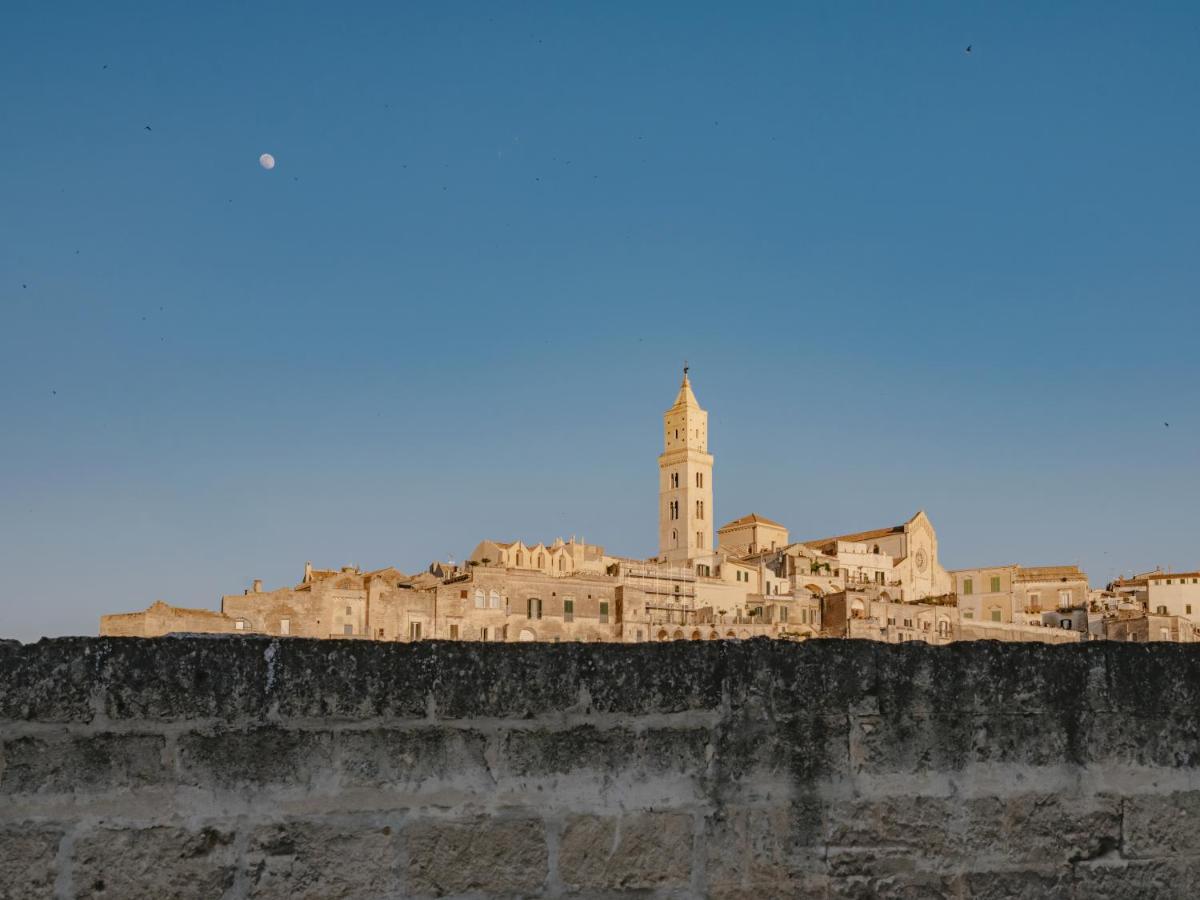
xmin=2 ymin=637 xmax=1199 ymax=898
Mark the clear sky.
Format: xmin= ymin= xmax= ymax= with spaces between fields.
xmin=2 ymin=2 xmax=1198 ymax=642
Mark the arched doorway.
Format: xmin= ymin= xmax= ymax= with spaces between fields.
xmin=672 ymin=629 xmax=684 ymax=640
xmin=518 ymin=628 xmax=536 ymax=642
xmin=657 ymin=629 xmax=669 ymax=641
xmin=691 ymin=629 xmax=702 ymax=640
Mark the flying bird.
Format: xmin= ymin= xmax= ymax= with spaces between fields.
xmin=1165 ymin=422 xmax=1170 ymax=427
xmin=144 ymin=125 xmax=152 ymax=131
xmin=965 ymin=45 xmax=972 ymax=53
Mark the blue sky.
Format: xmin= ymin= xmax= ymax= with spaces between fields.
xmin=2 ymin=2 xmax=1198 ymax=641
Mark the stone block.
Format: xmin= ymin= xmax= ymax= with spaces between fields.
xmin=0 ymin=826 xmax=61 ymax=900
xmin=717 ymin=711 xmax=848 ymax=786
xmin=99 ymin=636 xmax=274 ymax=722
xmin=824 ymin=794 xmax=1121 ymax=868
xmin=558 ymin=812 xmax=693 ymax=891
xmin=337 ymin=727 xmax=489 ymax=790
xmin=72 ymin=826 xmax=237 ymax=900
xmin=827 ymin=871 xmax=960 ymax=900
xmin=640 ymin=726 xmax=712 ymax=774
xmin=1124 ymin=791 xmax=1200 ymax=858
xmin=576 ymin=641 xmax=726 ymax=715
xmin=704 ymin=804 xmax=824 ymax=894
xmin=848 ymin=713 xmax=972 ymax=775
xmin=0 ymin=638 xmax=99 ymax=722
xmin=267 ymin=641 xmax=430 ymax=720
xmin=1072 ymin=857 xmax=1200 ymax=900
xmin=1078 ymin=713 xmax=1200 ymax=768
xmin=404 ymin=816 xmax=546 ymax=896
xmin=499 ymin=725 xmax=638 ymax=777
xmin=245 ymin=821 xmax=400 ymax=898
xmin=952 ymin=866 xmax=1073 ymax=900
xmin=178 ymin=726 xmax=333 ymax=789
xmin=0 ymin=733 xmax=167 ymax=794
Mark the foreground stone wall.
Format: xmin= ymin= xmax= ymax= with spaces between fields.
xmin=2 ymin=637 xmax=1199 ymax=898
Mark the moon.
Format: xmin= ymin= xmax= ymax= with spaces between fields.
xmin=259 ymin=153 xmax=275 ymax=170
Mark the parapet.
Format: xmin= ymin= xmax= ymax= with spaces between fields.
xmin=2 ymin=637 xmax=1200 ymax=897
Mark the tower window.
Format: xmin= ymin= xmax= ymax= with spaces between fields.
xmin=696 ymin=472 xmax=703 ymax=488
xmin=697 ymin=531 xmax=703 ymax=548
xmin=696 ymin=500 xmax=704 ymax=519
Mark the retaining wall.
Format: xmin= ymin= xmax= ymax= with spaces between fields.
xmin=2 ymin=636 xmax=1199 ymax=898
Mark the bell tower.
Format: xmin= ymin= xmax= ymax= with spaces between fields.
xmin=658 ymin=366 xmax=714 ymax=563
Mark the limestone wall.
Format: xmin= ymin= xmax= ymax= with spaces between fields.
xmin=2 ymin=637 xmax=1200 ymax=898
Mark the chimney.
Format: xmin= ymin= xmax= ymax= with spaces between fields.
xmin=253 ymin=579 xmax=263 ymax=593
xmin=303 ymin=561 xmax=313 ymax=583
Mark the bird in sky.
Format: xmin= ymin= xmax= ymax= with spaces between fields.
xmin=965 ymin=45 xmax=972 ymax=54
xmin=1164 ymin=422 xmax=1170 ymax=427
xmin=144 ymin=125 xmax=152 ymax=131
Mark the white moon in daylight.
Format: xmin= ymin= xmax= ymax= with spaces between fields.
xmin=259 ymin=153 xmax=276 ymax=170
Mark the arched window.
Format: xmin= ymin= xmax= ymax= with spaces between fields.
xmin=537 ymin=554 xmax=544 ymax=568
xmin=558 ymin=557 xmax=565 ymax=572
xmin=516 ymin=552 xmax=524 ymax=566
xmin=474 ymin=589 xmax=485 ymax=609
xmin=873 ymin=544 xmax=880 ymax=554
xmin=696 ymin=472 xmax=703 ymax=488
xmin=489 ymin=589 xmax=501 ymax=609
xmin=672 ymin=529 xmax=678 ymax=545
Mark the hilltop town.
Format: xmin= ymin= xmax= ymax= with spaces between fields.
xmin=103 ymin=371 xmax=1199 ymax=645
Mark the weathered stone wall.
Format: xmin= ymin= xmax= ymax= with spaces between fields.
xmin=2 ymin=637 xmax=1199 ymax=899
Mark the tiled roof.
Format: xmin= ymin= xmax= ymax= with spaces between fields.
xmin=804 ymin=525 xmax=904 ymax=552
xmin=718 ymin=513 xmax=787 ymax=530
xmin=1015 ymin=566 xmax=1085 ymax=581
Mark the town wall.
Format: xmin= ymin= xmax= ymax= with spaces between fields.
xmin=3 ymin=637 xmax=1200 ymax=898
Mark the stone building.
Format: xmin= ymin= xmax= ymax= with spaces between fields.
xmin=1145 ymin=570 xmax=1200 ymax=622
xmin=950 ymin=564 xmax=1091 ymax=625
